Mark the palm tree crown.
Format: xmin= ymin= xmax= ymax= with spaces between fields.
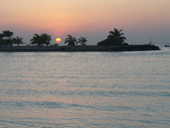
xmin=1 ymin=30 xmax=14 ymax=46
xmin=77 ymin=37 xmax=87 ymax=46
xmin=107 ymin=28 xmax=126 ymax=43
xmin=2 ymin=30 xmax=13 ymax=40
xmin=65 ymin=35 xmax=77 ymax=46
xmin=97 ymin=28 xmax=128 ymax=46
xmin=13 ymin=36 xmax=24 ymax=46
xmin=30 ymin=33 xmax=52 ymax=46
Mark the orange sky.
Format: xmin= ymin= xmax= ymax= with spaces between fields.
xmin=0 ymin=0 xmax=170 ymax=45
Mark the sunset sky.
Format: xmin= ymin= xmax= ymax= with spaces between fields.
xmin=0 ymin=0 xmax=170 ymax=45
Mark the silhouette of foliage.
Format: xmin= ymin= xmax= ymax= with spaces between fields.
xmin=0 ymin=30 xmax=14 ymax=46
xmin=30 ymin=33 xmax=52 ymax=46
xmin=77 ymin=37 xmax=87 ymax=46
xmin=97 ymin=28 xmax=128 ymax=46
xmin=12 ymin=36 xmax=25 ymax=46
xmin=0 ymin=34 xmax=4 ymax=38
xmin=107 ymin=28 xmax=126 ymax=42
xmin=0 ymin=34 xmax=4 ymax=45
xmin=65 ymin=35 xmax=77 ymax=46
xmin=2 ymin=30 xmax=13 ymax=40
xmin=53 ymin=44 xmax=58 ymax=46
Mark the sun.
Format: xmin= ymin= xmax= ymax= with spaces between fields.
xmin=56 ymin=38 xmax=61 ymax=43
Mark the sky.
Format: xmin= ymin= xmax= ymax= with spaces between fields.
xmin=0 ymin=0 xmax=170 ymax=45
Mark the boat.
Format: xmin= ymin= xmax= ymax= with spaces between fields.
xmin=165 ymin=44 xmax=170 ymax=47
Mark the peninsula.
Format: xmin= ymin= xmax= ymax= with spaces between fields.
xmin=0 ymin=45 xmax=160 ymax=52
xmin=0 ymin=28 xmax=160 ymax=52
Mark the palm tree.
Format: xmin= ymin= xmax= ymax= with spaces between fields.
xmin=2 ymin=30 xmax=14 ymax=46
xmin=0 ymin=34 xmax=4 ymax=38
xmin=12 ymin=36 xmax=24 ymax=46
xmin=65 ymin=35 xmax=76 ymax=46
xmin=77 ymin=37 xmax=87 ymax=46
xmin=107 ymin=28 xmax=126 ymax=44
xmin=30 ymin=34 xmax=41 ymax=46
xmin=0 ymin=34 xmax=4 ymax=45
xmin=2 ymin=30 xmax=13 ymax=39
xmin=41 ymin=33 xmax=52 ymax=46
xmin=97 ymin=28 xmax=128 ymax=46
xmin=30 ymin=33 xmax=52 ymax=46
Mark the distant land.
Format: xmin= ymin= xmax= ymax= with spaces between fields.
xmin=0 ymin=29 xmax=161 ymax=52
xmin=0 ymin=45 xmax=160 ymax=52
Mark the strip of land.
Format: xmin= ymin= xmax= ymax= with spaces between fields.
xmin=0 ymin=45 xmax=160 ymax=52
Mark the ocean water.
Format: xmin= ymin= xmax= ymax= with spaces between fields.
xmin=0 ymin=47 xmax=170 ymax=128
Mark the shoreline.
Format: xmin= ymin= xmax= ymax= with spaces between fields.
xmin=0 ymin=45 xmax=160 ymax=52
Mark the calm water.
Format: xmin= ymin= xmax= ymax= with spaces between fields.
xmin=0 ymin=48 xmax=170 ymax=128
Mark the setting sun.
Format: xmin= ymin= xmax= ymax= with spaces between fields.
xmin=56 ymin=38 xmax=61 ymax=43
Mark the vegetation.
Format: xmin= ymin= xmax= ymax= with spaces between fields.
xmin=0 ymin=29 xmax=160 ymax=51
xmin=30 ymin=33 xmax=52 ymax=46
xmin=12 ymin=36 xmax=24 ymax=46
xmin=77 ymin=37 xmax=87 ymax=46
xmin=0 ymin=34 xmax=4 ymax=45
xmin=1 ymin=30 xmax=87 ymax=47
xmin=64 ymin=35 xmax=77 ymax=46
xmin=64 ymin=35 xmax=88 ymax=46
xmin=1 ymin=28 xmax=127 ymax=47
xmin=97 ymin=28 xmax=128 ymax=46
xmin=0 ymin=30 xmax=14 ymax=46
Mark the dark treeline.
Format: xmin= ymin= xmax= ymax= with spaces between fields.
xmin=0 ymin=31 xmax=51 ymax=46
xmin=64 ymin=35 xmax=87 ymax=46
xmin=0 ymin=30 xmax=25 ymax=46
xmin=0 ymin=30 xmax=88 ymax=46
xmin=0 ymin=28 xmax=130 ymax=47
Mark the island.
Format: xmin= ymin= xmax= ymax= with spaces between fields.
xmin=0 ymin=45 xmax=160 ymax=52
xmin=0 ymin=28 xmax=160 ymax=52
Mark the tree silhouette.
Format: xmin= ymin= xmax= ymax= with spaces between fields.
xmin=30 ymin=33 xmax=52 ymax=46
xmin=0 ymin=34 xmax=4 ymax=38
xmin=0 ymin=34 xmax=4 ymax=45
xmin=2 ymin=30 xmax=13 ymax=39
xmin=97 ymin=28 xmax=128 ymax=46
xmin=1 ymin=30 xmax=14 ymax=46
xmin=41 ymin=33 xmax=52 ymax=46
xmin=107 ymin=28 xmax=126 ymax=43
xmin=77 ymin=37 xmax=87 ymax=46
xmin=65 ymin=35 xmax=76 ymax=46
xmin=12 ymin=36 xmax=24 ymax=46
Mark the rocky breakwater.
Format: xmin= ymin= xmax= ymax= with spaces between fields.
xmin=0 ymin=44 xmax=160 ymax=52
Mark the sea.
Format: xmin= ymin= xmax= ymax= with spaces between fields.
xmin=0 ymin=47 xmax=170 ymax=128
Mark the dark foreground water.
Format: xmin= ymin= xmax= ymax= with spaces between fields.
xmin=0 ymin=48 xmax=170 ymax=128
